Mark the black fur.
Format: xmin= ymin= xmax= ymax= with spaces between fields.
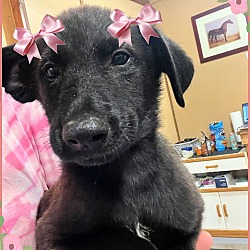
xmin=3 ymin=6 xmax=203 ymax=250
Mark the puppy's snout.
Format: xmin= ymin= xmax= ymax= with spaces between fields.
xmin=62 ymin=117 xmax=109 ymax=151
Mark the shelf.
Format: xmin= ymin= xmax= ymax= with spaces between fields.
xmin=182 ymin=149 xmax=246 ymax=163
xmin=199 ymin=186 xmax=248 ymax=193
xmin=205 ymin=229 xmax=248 ymax=238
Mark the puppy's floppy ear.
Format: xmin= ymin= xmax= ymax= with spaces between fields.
xmin=3 ymin=45 xmax=37 ymax=103
xmin=151 ymin=32 xmax=194 ymax=108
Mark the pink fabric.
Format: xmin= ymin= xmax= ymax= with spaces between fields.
xmin=2 ymin=90 xmax=61 ymax=248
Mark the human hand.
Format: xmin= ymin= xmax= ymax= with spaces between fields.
xmin=196 ymin=231 xmax=213 ymax=250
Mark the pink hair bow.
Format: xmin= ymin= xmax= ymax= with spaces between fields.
xmin=13 ymin=14 xmax=65 ymax=63
xmin=107 ymin=4 xmax=162 ymax=47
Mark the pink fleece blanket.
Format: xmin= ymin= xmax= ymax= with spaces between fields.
xmin=2 ymin=90 xmax=61 ymax=248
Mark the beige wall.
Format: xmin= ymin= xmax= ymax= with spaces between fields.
xmin=25 ymin=0 xmax=81 ymax=32
xmin=23 ymin=0 xmax=248 ymax=144
xmin=83 ymin=0 xmax=141 ymax=16
xmin=25 ymin=0 xmax=142 ymax=32
xmin=154 ymin=0 xmax=248 ymax=143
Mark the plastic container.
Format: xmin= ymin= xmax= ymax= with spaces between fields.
xmin=228 ymin=132 xmax=238 ymax=150
xmin=181 ymin=147 xmax=194 ymax=158
xmin=209 ymin=121 xmax=226 ymax=151
xmin=174 ymin=138 xmax=199 ymax=156
xmin=201 ymin=141 xmax=209 ymax=156
xmin=195 ymin=144 xmax=202 ymax=156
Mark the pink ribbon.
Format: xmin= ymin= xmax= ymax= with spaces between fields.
xmin=13 ymin=14 xmax=65 ymax=63
xmin=107 ymin=4 xmax=162 ymax=46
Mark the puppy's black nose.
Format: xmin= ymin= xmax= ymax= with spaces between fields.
xmin=62 ymin=117 xmax=109 ymax=151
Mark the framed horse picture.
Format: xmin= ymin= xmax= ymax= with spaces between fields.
xmin=191 ymin=3 xmax=248 ymax=63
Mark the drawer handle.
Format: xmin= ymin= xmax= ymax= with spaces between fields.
xmin=216 ymin=204 xmax=222 ymax=217
xmin=205 ymin=164 xmax=218 ymax=169
xmin=223 ymin=204 xmax=229 ymax=217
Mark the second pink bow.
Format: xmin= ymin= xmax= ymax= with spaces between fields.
xmin=107 ymin=4 xmax=162 ymax=47
xmin=13 ymin=14 xmax=65 ymax=63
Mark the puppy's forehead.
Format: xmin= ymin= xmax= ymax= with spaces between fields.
xmin=58 ymin=6 xmax=116 ymax=54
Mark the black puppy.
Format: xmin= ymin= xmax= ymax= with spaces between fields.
xmin=3 ymin=6 xmax=203 ymax=250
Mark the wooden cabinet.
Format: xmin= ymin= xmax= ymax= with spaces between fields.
xmin=182 ymin=149 xmax=248 ymax=238
xmin=201 ymin=191 xmax=248 ymax=231
xmin=219 ymin=191 xmax=248 ymax=230
xmin=201 ymin=192 xmax=226 ymax=230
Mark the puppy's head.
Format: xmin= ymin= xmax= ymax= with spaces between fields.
xmin=3 ymin=6 xmax=194 ymax=166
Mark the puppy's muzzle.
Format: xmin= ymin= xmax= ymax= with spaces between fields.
xmin=62 ymin=116 xmax=110 ymax=152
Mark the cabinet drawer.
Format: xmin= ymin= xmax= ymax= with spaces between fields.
xmin=184 ymin=157 xmax=247 ymax=174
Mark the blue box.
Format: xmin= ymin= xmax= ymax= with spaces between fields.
xmin=214 ymin=177 xmax=228 ymax=188
xmin=214 ymin=174 xmax=233 ymax=188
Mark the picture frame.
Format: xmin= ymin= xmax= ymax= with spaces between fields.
xmin=191 ymin=3 xmax=248 ymax=63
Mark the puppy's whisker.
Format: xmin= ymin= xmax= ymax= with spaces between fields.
xmin=35 ymin=134 xmax=50 ymax=141
xmin=39 ymin=141 xmax=54 ymax=153
xmin=39 ymin=144 xmax=52 ymax=153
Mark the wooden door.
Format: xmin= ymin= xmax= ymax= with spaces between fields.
xmin=201 ymin=192 xmax=226 ymax=230
xmin=219 ymin=191 xmax=248 ymax=230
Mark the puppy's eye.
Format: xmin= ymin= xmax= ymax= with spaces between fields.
xmin=45 ymin=66 xmax=60 ymax=80
xmin=112 ymin=52 xmax=130 ymax=65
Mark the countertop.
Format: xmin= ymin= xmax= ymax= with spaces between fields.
xmin=181 ymin=147 xmax=247 ymax=163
